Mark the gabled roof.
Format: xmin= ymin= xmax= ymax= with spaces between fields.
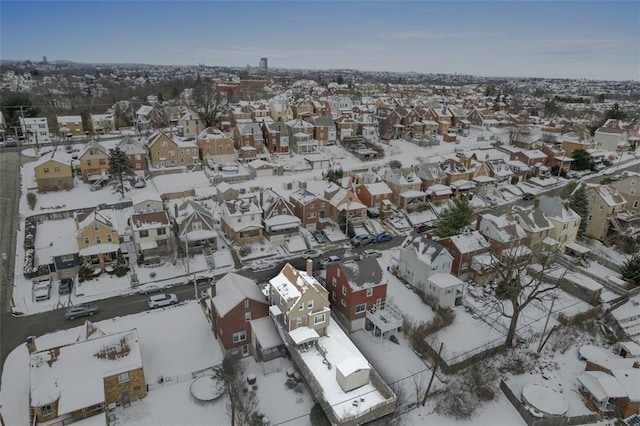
xmin=78 ymin=139 xmax=109 ymax=159
xmin=212 ymin=273 xmax=267 ymax=317
xmin=361 ymin=182 xmax=392 ymax=196
xmin=290 ymin=188 xmax=319 ymax=205
xmin=441 ymin=230 xmax=490 ymax=254
xmin=312 ymin=116 xmax=335 ymax=127
xmin=587 ymin=184 xmax=627 ymax=208
xmin=117 ymin=136 xmax=146 ymax=155
xmin=175 ymin=199 xmax=213 ymax=224
xmin=75 ymin=209 xmax=119 ymax=234
xmin=401 ymin=232 xmax=448 ymax=263
xmin=130 ymin=211 xmax=170 ymax=231
xmin=269 ymin=263 xmax=327 ymax=308
xmin=147 ymin=132 xmax=178 ymax=148
xmin=513 ymin=207 xmax=554 ymax=233
xmin=477 ymin=213 xmax=527 ymax=243
xmin=339 ymin=259 xmax=383 ymax=290
xmin=34 ymin=148 xmax=73 ymax=168
xmin=537 ymin=195 xmax=579 ymax=222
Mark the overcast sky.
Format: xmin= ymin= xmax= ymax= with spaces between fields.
xmin=1 ymin=1 xmax=638 ymax=81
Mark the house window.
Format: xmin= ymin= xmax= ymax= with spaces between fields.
xmin=139 ymin=230 xmax=149 ymax=238
xmin=95 ymin=235 xmax=101 ymax=244
xmin=107 ymin=234 xmax=113 ymax=243
xmin=310 ymin=204 xmax=314 ymax=209
xmin=308 ymin=212 xmax=316 ymax=218
xmin=99 ymin=159 xmax=106 ymax=166
xmin=314 ymin=314 xmax=325 ymax=325
xmin=192 ymin=221 xmax=202 ymax=230
xmin=332 ymin=277 xmax=336 ymax=287
xmin=161 ymin=141 xmax=168 ymax=147
xmin=84 ymin=237 xmax=90 ymax=246
xmin=355 ymin=304 xmax=366 ymax=314
xmin=237 ymin=217 xmax=242 ymax=223
xmin=299 ymin=302 xmax=304 ymax=311
xmin=342 ymin=286 xmax=347 ymax=296
xmin=233 ymin=330 xmax=246 ymax=343
xmin=157 ymin=228 xmax=166 ymax=235
xmin=366 ymin=288 xmax=373 ymax=297
xmin=341 ymin=299 xmax=346 ymax=307
xmin=94 ymin=223 xmax=99 ymax=232
xmin=634 ymin=201 xmax=640 ymax=209
xmin=118 ymin=372 xmax=130 ymax=383
xmin=245 ymin=299 xmax=249 ymax=308
xmin=631 ymin=189 xmax=636 ymax=195
xmin=61 ymin=254 xmax=74 ymax=262
xmin=87 ymin=160 xmax=92 ymax=166
xmin=599 ymin=204 xmax=604 ymax=211
xmin=54 ymin=167 xmax=60 ymax=172
xmin=43 ymin=168 xmax=49 ymax=173
xmin=41 ymin=405 xmax=52 ymax=415
xmin=245 ymin=312 xmax=251 ymax=322
xmin=308 ymin=300 xmax=314 ymax=309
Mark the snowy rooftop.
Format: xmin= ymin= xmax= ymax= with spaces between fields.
xmin=30 ymin=329 xmax=142 ymax=415
xmin=269 ymin=263 xmax=326 ymax=306
xmin=35 ymin=218 xmax=79 ymax=262
xmin=212 ymin=273 xmax=267 ymax=317
xmin=428 ymin=272 xmax=464 ymax=289
xmin=444 ymin=230 xmax=490 ymax=253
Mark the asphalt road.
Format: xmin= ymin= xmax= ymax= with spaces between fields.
xmin=1 ymin=151 xmax=639 ymax=376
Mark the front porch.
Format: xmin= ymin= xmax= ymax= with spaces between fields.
xmin=365 ymin=300 xmax=403 ymax=342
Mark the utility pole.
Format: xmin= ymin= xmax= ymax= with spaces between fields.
xmin=185 ymin=239 xmax=197 ymax=300
xmin=537 ymin=293 xmax=557 ymax=353
xmin=422 ymin=342 xmax=444 ymax=406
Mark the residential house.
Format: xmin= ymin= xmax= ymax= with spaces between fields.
xmin=585 ymin=184 xmax=627 ymax=242
xmin=311 ymin=115 xmax=337 ymax=145
xmin=164 ymin=106 xmax=181 ymax=128
xmin=423 ymin=106 xmax=453 ymax=134
xmin=268 ymin=263 xmax=331 ymax=339
xmin=510 ymin=126 xmax=541 ymax=150
xmin=470 ymin=160 xmax=497 ymax=196
xmin=466 ymin=107 xmax=500 ymax=129
xmin=35 ymin=218 xmax=81 ymax=280
xmin=56 ymin=115 xmax=84 ymax=137
xmin=197 ymin=127 xmax=236 ymax=164
xmin=34 ymin=149 xmax=74 ymax=192
xmin=326 ymin=258 xmax=389 ymax=332
xmin=268 ymin=97 xmax=293 ymax=122
xmin=147 ymin=132 xmax=199 ymax=169
xmin=441 ymin=158 xmax=472 ymax=185
xmin=178 ymin=109 xmax=202 ymax=137
xmin=536 ymin=196 xmax=582 ymax=252
xmin=131 ymin=191 xmax=163 ymax=214
xmin=561 ymin=135 xmax=596 ymax=157
xmin=116 ymin=136 xmax=148 ymax=173
xmin=425 ymin=273 xmax=465 ymax=308
xmin=608 ymin=172 xmax=640 ymax=212
xmin=509 ymin=149 xmax=549 ymax=177
xmin=512 ymin=205 xmax=556 ymax=255
xmin=476 ymin=213 xmax=528 ymax=259
xmin=248 ymin=159 xmax=276 ymax=177
xmin=210 ymin=273 xmax=270 ymax=357
xmin=220 ymin=198 xmax=263 ymax=245
xmin=291 ymin=99 xmax=315 ymax=119
xmin=355 ymin=182 xmax=393 ymax=210
xmin=260 ymin=188 xmax=300 ymax=243
xmin=20 ymin=117 xmax=51 ymax=143
xmin=438 ymin=230 xmax=493 ymax=283
xmin=417 ymin=161 xmax=448 ymax=190
xmin=130 ymin=211 xmax=172 ymax=261
xmin=382 ymin=168 xmax=424 ymax=209
xmin=540 ymin=144 xmax=573 ymax=171
xmin=286 ymin=119 xmax=317 ymax=154
xmin=172 ymin=199 xmax=217 ymax=253
xmin=447 ymin=105 xmax=470 ymax=130
xmin=135 ymin=105 xmax=154 ymax=132
xmin=312 ymin=99 xmax=331 ymax=116
xmin=216 ymin=181 xmax=239 ymax=201
xmin=289 ymin=189 xmax=328 ymax=231
xmin=397 ymin=232 xmax=453 ymax=294
xmin=594 ymin=126 xmax=628 ymax=153
xmin=233 ymin=122 xmax=265 ymax=151
xmin=375 ymin=107 xmax=401 ymax=140
xmin=327 ymin=96 xmax=354 ymax=118
xmin=78 ymin=139 xmax=110 ymax=184
xmin=325 ymin=185 xmax=367 ymax=223
xmin=262 ymin=121 xmax=290 ymax=153
xmin=29 ymin=329 xmax=146 ymax=424
xmin=90 ymin=113 xmax=115 ymax=134
xmin=75 ymin=209 xmax=123 ymax=267
xmin=486 ymin=158 xmax=514 ymax=183
xmin=334 ymin=115 xmax=360 ymax=140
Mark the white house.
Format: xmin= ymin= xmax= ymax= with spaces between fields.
xmin=594 ymin=127 xmax=628 ymax=153
xmin=132 ymin=191 xmax=163 ymax=215
xmin=20 ymin=117 xmax=51 ymax=143
xmin=426 ymin=273 xmax=465 ymax=308
xmin=220 ymin=198 xmax=264 ymax=245
xmin=90 ymin=113 xmax=116 ymax=134
xmin=130 ymin=211 xmax=172 ymax=259
xmin=178 ymin=109 xmax=202 ymax=137
xmin=397 ymin=233 xmax=453 ymax=295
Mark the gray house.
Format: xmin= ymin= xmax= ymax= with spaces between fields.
xmin=397 ymin=233 xmax=453 ymax=297
xmin=172 ymin=200 xmax=217 ymax=253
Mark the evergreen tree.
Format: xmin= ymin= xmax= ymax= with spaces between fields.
xmin=570 ymin=184 xmax=590 ymax=239
xmin=620 ymin=252 xmax=640 ymax=287
xmin=435 ymin=196 xmax=474 ymax=238
xmin=108 ymin=147 xmax=134 ymax=197
xmin=571 ymin=149 xmax=595 ymax=171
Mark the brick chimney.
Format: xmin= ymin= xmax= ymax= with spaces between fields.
xmin=26 ymin=336 xmax=37 ymax=354
xmin=306 ymin=259 xmax=313 ymax=276
xmin=534 ymin=198 xmax=540 ymax=208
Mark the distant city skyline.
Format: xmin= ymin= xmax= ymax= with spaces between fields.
xmin=1 ymin=1 xmax=638 ymax=81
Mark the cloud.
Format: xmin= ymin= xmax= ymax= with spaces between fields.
xmin=384 ymin=30 xmax=503 ymax=40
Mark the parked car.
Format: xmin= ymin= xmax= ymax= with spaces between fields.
xmin=148 ymin=293 xmax=178 ymax=309
xmin=367 ymin=207 xmax=381 ymax=218
xmin=565 ymin=170 xmax=581 ymax=179
xmin=137 ymin=284 xmax=162 ymax=295
xmin=65 ymin=304 xmax=99 ymax=320
xmin=33 ymin=276 xmax=52 ymax=302
xmin=361 ymin=249 xmax=382 ymax=259
xmin=376 ymin=232 xmax=392 ymax=243
xmin=250 ymin=259 xmax=276 ymax=271
xmin=311 ymin=230 xmax=326 ymax=244
xmin=319 ymin=255 xmax=341 ymax=269
xmin=522 ymin=193 xmax=535 ymax=201
xmin=133 ymin=177 xmax=146 ymax=188
xmin=351 ymin=234 xmax=376 ymax=247
xmin=302 ymin=249 xmax=323 ymax=259
xmin=58 ymin=278 xmax=73 ymax=295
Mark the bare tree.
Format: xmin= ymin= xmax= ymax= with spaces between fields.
xmin=190 ymin=78 xmax=229 ymax=129
xmin=215 ymin=355 xmax=262 ymax=426
xmin=489 ymin=244 xmax=567 ymax=347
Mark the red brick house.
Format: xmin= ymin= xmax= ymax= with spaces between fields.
xmin=289 ymin=188 xmax=328 ymax=231
xmin=210 ymin=272 xmax=269 ymax=358
xmin=326 ymin=258 xmax=388 ymax=332
xmin=261 ymin=121 xmax=290 ymax=153
xmin=438 ymin=230 xmax=493 ymax=283
xmin=233 ymin=122 xmax=265 ymax=150
xmin=476 ymin=213 xmax=528 ymax=258
xmin=355 ymin=182 xmax=393 ymax=210
xmin=291 ymin=99 xmax=315 ymax=119
xmin=116 ymin=136 xmax=148 ymax=173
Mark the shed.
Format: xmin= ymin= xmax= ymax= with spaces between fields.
xmin=335 ymin=356 xmax=370 ymax=392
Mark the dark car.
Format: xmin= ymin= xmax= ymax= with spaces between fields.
xmin=376 ymin=232 xmax=392 ymax=243
xmin=413 ymin=223 xmax=433 ymax=234
xmin=311 ymin=230 xmax=326 ymax=244
xmin=522 ymin=193 xmax=535 ymax=201
xmin=65 ymin=304 xmax=99 ymax=320
xmin=58 ymin=278 xmax=73 ymax=295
